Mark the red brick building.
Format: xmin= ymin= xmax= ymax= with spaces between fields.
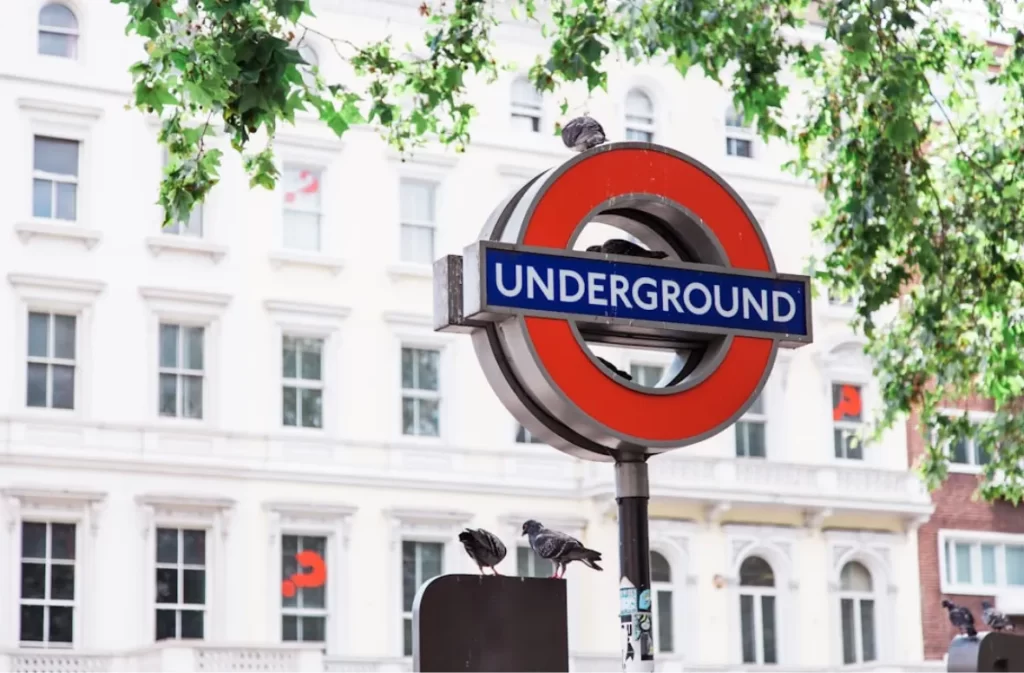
xmin=909 ymin=401 xmax=1024 ymax=659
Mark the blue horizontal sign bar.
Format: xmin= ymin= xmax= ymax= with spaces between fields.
xmin=482 ymin=246 xmax=810 ymax=339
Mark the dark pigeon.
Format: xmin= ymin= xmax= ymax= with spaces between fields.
xmin=586 ymin=239 xmax=668 ymax=259
xmin=943 ymin=599 xmax=978 ymax=637
xmin=597 ymin=357 xmax=633 ymax=381
xmin=522 ymin=519 xmax=603 ymax=579
xmin=982 ymin=600 xmax=1014 ymax=632
xmin=561 ymin=116 xmax=606 ymax=152
xmin=458 ymin=528 xmax=507 ymax=576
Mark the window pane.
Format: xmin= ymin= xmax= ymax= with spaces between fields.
xmin=404 ymin=617 xmax=413 ymax=657
xmin=283 ymin=167 xmax=322 ymax=212
xmin=40 ymin=4 xmax=78 ymax=29
xmin=420 ymin=542 xmax=443 ymax=579
xmin=33 ymin=179 xmax=52 ymax=218
xmin=761 ymin=595 xmax=777 ymax=665
xmin=656 ymin=590 xmax=673 ymax=653
xmin=861 ymin=599 xmax=876 ymax=662
xmin=982 ymin=544 xmax=997 ymax=585
xmin=20 ymin=605 xmax=44 ymax=642
xmin=28 ymin=313 xmax=49 ymax=357
xmin=650 ymin=552 xmax=671 ymax=583
xmin=511 ymin=114 xmax=541 ymax=133
xmin=283 ymin=387 xmax=298 ymax=426
xmin=283 ymin=212 xmax=321 ymax=252
xmin=156 ymin=529 xmax=178 ymax=564
xmin=840 ymin=561 xmax=872 ymax=592
xmin=300 ymin=388 xmax=322 ymax=428
xmin=22 ymin=523 xmax=47 ymax=559
xmin=283 ymin=338 xmax=297 ymax=378
xmin=159 ymin=324 xmax=179 ymax=368
xmin=955 ymin=543 xmax=972 ymax=583
xmin=183 ymin=327 xmax=204 ymax=371
xmin=55 ymin=182 xmax=77 ymax=221
xmin=182 ymin=375 xmax=203 ymax=419
xmin=402 ymin=541 xmax=417 ymax=611
xmin=511 ymin=78 xmax=542 ymax=106
xmin=841 ymin=597 xmax=856 ymax=664
xmin=51 ymin=523 xmax=76 ymax=560
xmin=158 ymin=374 xmax=178 ymax=416
xmin=1006 ymin=546 xmax=1024 ymax=585
xmin=156 ymin=568 xmax=177 ymax=603
xmin=39 ymin=32 xmax=77 ymax=60
xmin=302 ymin=583 xmax=326 ymax=609
xmin=401 ymin=224 xmax=435 ymax=264
xmin=48 ymin=606 xmax=73 ymax=643
xmin=183 ymin=570 xmax=205 ymax=605
xmin=401 ymin=348 xmax=414 ymax=389
xmin=27 ymin=363 xmax=48 ymax=408
xmin=739 ymin=556 xmax=774 ymax=587
xmin=51 ymin=365 xmax=74 ymax=409
xmin=299 ymin=340 xmax=322 ymax=380
xmin=739 ymin=594 xmax=755 ymax=663
xmin=301 ymin=616 xmax=325 ymax=642
xmin=417 ymin=350 xmax=440 ymax=391
xmin=21 ymin=563 xmax=45 ymax=599
xmin=400 ymin=181 xmax=435 ymax=223
xmin=155 ymin=609 xmax=176 ymax=640
xmin=34 ymin=137 xmax=79 ymax=176
xmin=517 ymin=546 xmax=531 ymax=576
xmin=945 ymin=540 xmax=952 ymax=584
xmin=181 ymin=610 xmax=203 ymax=639
xmin=727 ymin=138 xmax=753 ymax=157
xmin=976 ymin=441 xmax=991 ymax=466
xmin=183 ymin=530 xmax=205 ymax=565
xmin=282 ymin=614 xmax=298 ymax=641
xmin=625 ymin=128 xmax=653 ymax=142
xmin=51 ymin=564 xmax=75 ymax=600
xmin=832 ymin=383 xmax=863 ymax=421
xmin=53 ymin=315 xmax=76 ymax=359
xmin=416 ymin=398 xmax=440 ymax=437
xmin=951 ymin=438 xmax=969 ymax=464
xmin=402 ymin=397 xmax=416 ymax=435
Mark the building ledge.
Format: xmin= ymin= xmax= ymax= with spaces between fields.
xmin=269 ymin=249 xmax=345 ymax=275
xmin=387 ymin=262 xmax=433 ymax=279
xmin=146 ymin=235 xmax=227 ymax=263
xmin=16 ymin=220 xmax=102 ymax=249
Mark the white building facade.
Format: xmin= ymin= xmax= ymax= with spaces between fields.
xmin=0 ymin=0 xmax=937 ymax=671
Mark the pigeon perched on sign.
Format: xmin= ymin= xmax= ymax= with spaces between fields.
xmin=587 ymin=239 xmax=668 ymax=259
xmin=597 ymin=357 xmax=633 ymax=381
xmin=522 ymin=519 xmax=603 ymax=578
xmin=458 ymin=528 xmax=507 ymax=576
xmin=942 ymin=599 xmax=978 ymax=637
xmin=982 ymin=600 xmax=1014 ymax=632
xmin=561 ymin=116 xmax=607 ymax=152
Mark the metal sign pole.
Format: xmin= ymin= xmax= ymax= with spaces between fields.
xmin=616 ymin=454 xmax=654 ymax=672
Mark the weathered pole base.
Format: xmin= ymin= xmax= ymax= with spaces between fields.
xmin=947 ymin=631 xmax=1024 ymax=672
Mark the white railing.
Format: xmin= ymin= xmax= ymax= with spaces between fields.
xmin=1 ymin=651 xmax=113 ymax=673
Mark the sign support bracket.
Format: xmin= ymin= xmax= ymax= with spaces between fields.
xmin=616 ymin=453 xmax=654 ymax=672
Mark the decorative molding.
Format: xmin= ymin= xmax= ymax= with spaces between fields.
xmin=387 ymin=263 xmax=434 ymax=279
xmin=15 ymin=221 xmax=102 ymax=249
xmin=774 ymin=348 xmax=796 ymax=391
xmin=382 ymin=311 xmax=434 ymax=327
xmin=804 ymin=507 xmax=833 ymax=529
xmin=264 ymin=299 xmax=352 ymax=320
xmin=18 ymin=97 xmax=104 ymax=122
xmin=2 ymin=487 xmax=107 ymax=535
xmin=145 ymin=235 xmax=227 ymax=263
xmin=275 ymin=130 xmax=346 ymax=153
xmin=498 ymin=512 xmax=587 ymax=535
xmin=8 ymin=272 xmax=106 ymax=304
xmin=135 ymin=493 xmax=235 ymax=521
xmin=264 ymin=500 xmax=357 ymax=525
xmin=268 ymin=250 xmax=345 ymax=275
xmin=904 ymin=514 xmax=930 ymax=534
xmin=705 ymin=502 xmax=732 ymax=525
xmin=387 ymin=508 xmax=473 ymax=549
xmin=139 ymin=287 xmax=232 ymax=308
xmin=386 ymin=147 xmax=460 ymax=168
xmin=649 ymin=518 xmax=698 ymax=554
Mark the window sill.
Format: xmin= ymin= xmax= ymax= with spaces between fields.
xmin=16 ymin=220 xmax=102 ymax=249
xmin=938 ymin=582 xmax=998 ymax=597
xmin=949 ymin=464 xmax=985 ymax=475
xmin=146 ymin=236 xmax=227 ymax=263
xmin=388 ymin=263 xmax=433 ymax=279
xmin=269 ymin=250 xmax=345 ymax=275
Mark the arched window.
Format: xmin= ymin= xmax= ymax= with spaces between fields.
xmin=725 ymin=105 xmax=754 ymax=158
xmin=739 ymin=555 xmax=777 ymax=664
xmin=625 ymin=90 xmax=655 ymax=142
xmin=38 ymin=3 xmax=79 ymax=59
xmin=839 ymin=561 xmax=877 ymax=664
xmin=651 ymin=551 xmax=674 ymax=653
xmin=510 ymin=77 xmax=543 ymax=133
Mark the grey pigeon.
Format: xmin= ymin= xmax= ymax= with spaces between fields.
xmin=942 ymin=599 xmax=978 ymax=637
xmin=561 ymin=116 xmax=606 ymax=152
xmin=522 ymin=519 xmax=602 ymax=579
xmin=587 ymin=239 xmax=668 ymax=259
xmin=982 ymin=600 xmax=1014 ymax=631
xmin=597 ymin=356 xmax=633 ymax=381
xmin=458 ymin=528 xmax=507 ymax=575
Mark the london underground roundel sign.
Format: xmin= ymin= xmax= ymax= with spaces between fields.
xmin=435 ymin=142 xmax=813 ymax=462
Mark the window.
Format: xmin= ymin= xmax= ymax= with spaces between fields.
xmin=282 ymin=336 xmax=323 ymax=429
xmin=651 ymin=551 xmax=674 ymax=654
xmin=38 ymin=3 xmax=78 ymax=59
xmin=515 ymin=423 xmax=544 ymax=444
xmin=155 ymin=528 xmax=206 ymax=640
xmin=401 ymin=347 xmax=440 ymax=437
xmin=947 ymin=423 xmax=991 ymax=468
xmin=281 ymin=534 xmax=327 ymax=642
xmin=517 ymin=546 xmax=554 ymax=578
xmin=738 ymin=555 xmax=777 ymax=665
xmin=33 ymin=136 xmax=79 ymax=221
xmin=399 ymin=180 xmax=437 ymax=265
xmin=19 ymin=522 xmax=76 ymax=647
xmin=282 ymin=165 xmax=323 ymax=251
xmin=162 ymin=150 xmax=203 ymax=236
xmin=735 ymin=393 xmax=766 ymax=458
xmin=725 ymin=106 xmax=754 ymax=158
xmin=158 ymin=323 xmax=204 ymax=419
xmin=839 ymin=561 xmax=877 ymax=664
xmin=942 ymin=536 xmax=1021 ymax=590
xmin=832 ymin=383 xmax=864 ymax=460
xmin=26 ymin=312 xmax=76 ymax=410
xmin=510 ymin=77 xmax=543 ymax=133
xmin=625 ymin=90 xmax=655 ymax=142
xmin=402 ymin=541 xmax=443 ymax=656
xmin=630 ymin=364 xmax=664 ymax=387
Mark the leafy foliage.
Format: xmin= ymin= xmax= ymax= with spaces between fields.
xmin=118 ymin=0 xmax=1024 ymax=502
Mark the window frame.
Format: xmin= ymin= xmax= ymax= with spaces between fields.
xmin=37 ymin=2 xmax=80 ymax=60
xmin=938 ymin=529 xmax=1024 ymax=595
xmin=400 ymin=344 xmax=443 ymax=439
xmin=624 ymin=88 xmax=656 ymax=143
xmin=650 ymin=550 xmax=675 ymax=654
xmin=510 ymin=76 xmax=544 ymax=133
xmin=629 ymin=362 xmax=665 ymax=388
xmin=25 ymin=311 xmax=78 ymax=411
xmin=272 ymin=141 xmax=339 ymax=261
xmin=280 ymin=162 xmax=326 ymax=253
xmin=160 ymin=148 xmax=204 ymax=237
xmin=737 ymin=556 xmax=779 ymax=666
xmin=514 ymin=423 xmax=545 ymax=444
xmin=724 ymin=105 xmax=756 ymax=159
xmin=831 ymin=381 xmax=866 ymax=461
xmin=281 ymin=334 xmax=326 ymax=430
xmin=32 ymin=135 xmax=80 ymax=222
xmin=157 ymin=322 xmax=207 ymax=420
xmin=938 ymin=409 xmax=994 ymax=473
xmin=837 ymin=561 xmax=878 ymax=665
xmin=398 ymin=178 xmax=439 ymax=266
xmin=734 ymin=392 xmax=767 ymax=458
xmin=153 ymin=526 xmax=209 ymax=641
